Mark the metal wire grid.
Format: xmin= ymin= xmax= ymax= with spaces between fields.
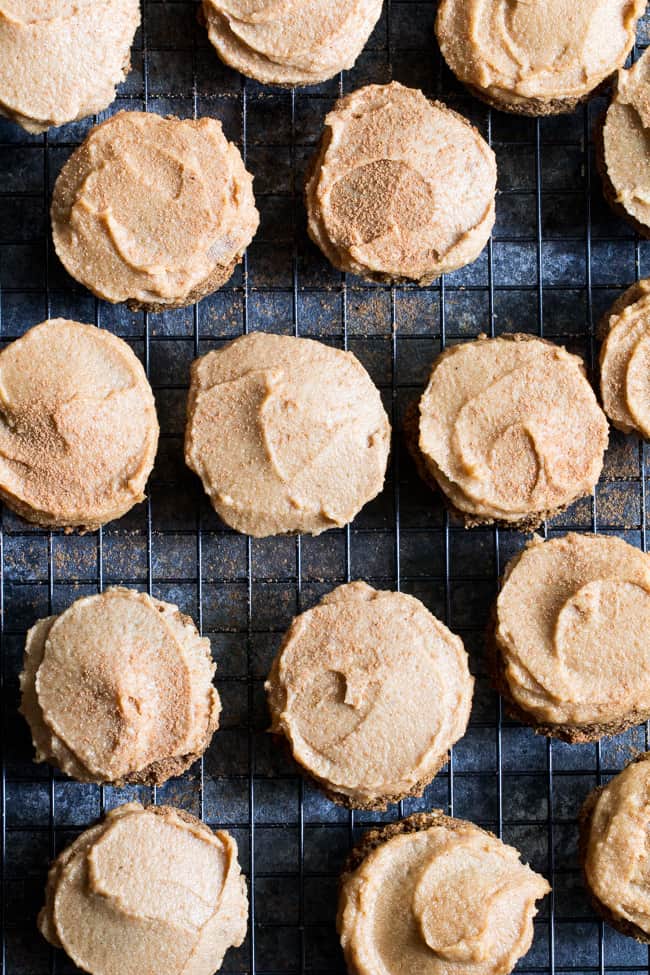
xmin=2 ymin=2 xmax=650 ymax=973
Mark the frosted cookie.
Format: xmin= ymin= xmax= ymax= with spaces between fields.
xmin=598 ymin=47 xmax=650 ymax=237
xmin=20 ymin=588 xmax=220 ymax=786
xmin=580 ymin=753 xmax=650 ymax=943
xmin=0 ymin=319 xmax=158 ymax=530
xmin=185 ymin=332 xmax=390 ymax=537
xmin=0 ymin=0 xmax=140 ymax=133
xmin=265 ymin=582 xmax=473 ymax=809
xmin=600 ymin=279 xmax=650 ymax=438
xmin=490 ymin=533 xmax=650 ymax=742
xmin=305 ymin=82 xmax=496 ymax=284
xmin=51 ymin=111 xmax=259 ymax=312
xmin=407 ymin=335 xmax=609 ymax=530
xmin=436 ymin=0 xmax=645 ymax=116
xmin=201 ymin=0 xmax=383 ymax=87
xmin=339 ymin=811 xmax=550 ymax=975
xmin=38 ymin=803 xmax=248 ymax=975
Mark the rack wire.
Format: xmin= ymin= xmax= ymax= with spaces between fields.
xmin=2 ymin=2 xmax=650 ymax=973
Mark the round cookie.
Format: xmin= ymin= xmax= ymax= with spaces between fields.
xmin=200 ymin=0 xmax=383 ymax=87
xmin=265 ymin=581 xmax=473 ymax=809
xmin=580 ymin=753 xmax=650 ymax=942
xmin=0 ymin=0 xmax=140 ymax=133
xmin=38 ymin=802 xmax=248 ymax=975
xmin=0 ymin=319 xmax=158 ymax=530
xmin=598 ymin=47 xmax=650 ymax=238
xmin=20 ymin=588 xmax=221 ymax=786
xmin=435 ymin=0 xmax=645 ymax=117
xmin=599 ymin=279 xmax=650 ymax=438
xmin=338 ymin=811 xmax=550 ymax=975
xmin=305 ymin=82 xmax=497 ymax=285
xmin=185 ymin=332 xmax=391 ymax=537
xmin=489 ymin=533 xmax=650 ymax=743
xmin=407 ymin=335 xmax=609 ymax=531
xmin=51 ymin=111 xmax=259 ymax=312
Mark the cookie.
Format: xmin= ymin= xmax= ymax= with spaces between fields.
xmin=599 ymin=279 xmax=650 ymax=439
xmin=407 ymin=334 xmax=609 ymax=531
xmin=597 ymin=47 xmax=650 ymax=237
xmin=580 ymin=753 xmax=650 ymax=942
xmin=338 ymin=811 xmax=550 ymax=975
xmin=200 ymin=0 xmax=383 ymax=87
xmin=265 ymin=581 xmax=473 ymax=810
xmin=51 ymin=111 xmax=259 ymax=312
xmin=489 ymin=533 xmax=650 ymax=743
xmin=0 ymin=319 xmax=158 ymax=530
xmin=305 ymin=82 xmax=497 ymax=284
xmin=38 ymin=803 xmax=248 ymax=975
xmin=0 ymin=0 xmax=140 ymax=133
xmin=20 ymin=588 xmax=221 ymax=787
xmin=436 ymin=0 xmax=645 ymax=116
xmin=185 ymin=332 xmax=391 ymax=537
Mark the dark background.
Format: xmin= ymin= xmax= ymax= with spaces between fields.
xmin=2 ymin=2 xmax=650 ymax=973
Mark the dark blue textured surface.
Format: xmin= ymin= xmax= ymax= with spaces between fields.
xmin=2 ymin=2 xmax=650 ymax=973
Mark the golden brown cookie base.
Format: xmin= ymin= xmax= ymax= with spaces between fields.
xmin=0 ymin=485 xmax=146 ymax=533
xmin=340 ymin=810 xmax=497 ymax=882
xmin=125 ymin=255 xmax=240 ymax=313
xmin=579 ymin=753 xmax=650 ymax=943
xmin=268 ymin=732 xmax=450 ymax=812
xmin=486 ymin=605 xmax=650 ymax=743
xmin=462 ymin=82 xmax=590 ymax=118
xmin=595 ymin=114 xmax=650 ymax=240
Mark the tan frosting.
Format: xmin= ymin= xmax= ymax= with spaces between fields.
xmin=51 ymin=112 xmax=259 ymax=310
xmin=20 ymin=588 xmax=221 ymax=786
xmin=436 ymin=0 xmax=645 ymax=109
xmin=0 ymin=319 xmax=158 ymax=530
xmin=584 ymin=756 xmax=650 ymax=936
xmin=202 ymin=0 xmax=383 ymax=86
xmin=600 ymin=279 xmax=650 ymax=438
xmin=0 ymin=0 xmax=140 ymax=133
xmin=339 ymin=818 xmax=550 ymax=975
xmin=306 ymin=83 xmax=497 ymax=284
xmin=185 ymin=332 xmax=390 ymax=538
xmin=603 ymin=48 xmax=650 ymax=233
xmin=39 ymin=803 xmax=248 ymax=975
xmin=266 ymin=582 xmax=473 ymax=806
xmin=417 ymin=336 xmax=609 ymax=526
xmin=495 ymin=533 xmax=650 ymax=728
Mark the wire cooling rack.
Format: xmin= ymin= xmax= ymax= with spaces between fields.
xmin=2 ymin=2 xmax=650 ymax=973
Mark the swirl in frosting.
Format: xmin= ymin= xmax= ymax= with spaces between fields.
xmin=38 ymin=803 xmax=248 ymax=975
xmin=600 ymin=279 xmax=650 ymax=439
xmin=583 ymin=756 xmax=650 ymax=938
xmin=339 ymin=814 xmax=550 ymax=975
xmin=201 ymin=0 xmax=383 ymax=86
xmin=265 ymin=582 xmax=473 ymax=807
xmin=436 ymin=0 xmax=644 ymax=109
xmin=185 ymin=332 xmax=391 ymax=538
xmin=494 ymin=533 xmax=650 ymax=729
xmin=417 ymin=336 xmax=609 ymax=526
xmin=0 ymin=0 xmax=140 ymax=132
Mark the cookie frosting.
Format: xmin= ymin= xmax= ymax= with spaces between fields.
xmin=417 ymin=336 xmax=609 ymax=527
xmin=185 ymin=332 xmax=390 ymax=537
xmin=39 ymin=803 xmax=248 ymax=975
xmin=0 ymin=319 xmax=158 ymax=530
xmin=436 ymin=0 xmax=644 ymax=110
xmin=0 ymin=0 xmax=140 ymax=132
xmin=583 ymin=756 xmax=650 ymax=938
xmin=602 ymin=48 xmax=650 ymax=234
xmin=266 ymin=582 xmax=473 ymax=807
xmin=52 ymin=112 xmax=259 ymax=310
xmin=600 ymin=279 xmax=650 ymax=439
xmin=495 ymin=534 xmax=650 ymax=729
xmin=339 ymin=816 xmax=550 ymax=975
xmin=202 ymin=0 xmax=383 ymax=87
xmin=306 ymin=83 xmax=496 ymax=284
xmin=20 ymin=588 xmax=221 ymax=786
